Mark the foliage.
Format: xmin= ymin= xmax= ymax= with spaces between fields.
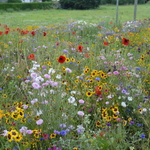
xmin=0 ymin=2 xmax=52 ymax=11
xmin=8 ymin=0 xmax=22 ymax=3
xmin=42 ymin=0 xmax=52 ymax=2
xmin=59 ymin=0 xmax=101 ymax=9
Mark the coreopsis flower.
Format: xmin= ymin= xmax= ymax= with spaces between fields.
xmin=58 ymin=55 xmax=66 ymax=63
xmin=122 ymin=38 xmax=129 ymax=45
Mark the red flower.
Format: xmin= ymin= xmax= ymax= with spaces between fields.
xmin=28 ymin=54 xmax=35 ymax=60
xmin=58 ymin=55 xmax=66 ymax=63
xmin=72 ymin=31 xmax=76 ymax=35
xmin=95 ymin=86 xmax=102 ymax=96
xmin=0 ymin=31 xmax=3 ymax=35
xmin=77 ymin=45 xmax=84 ymax=53
xmin=84 ymin=53 xmax=90 ymax=58
xmin=31 ymin=31 xmax=36 ymax=36
xmin=4 ymin=30 xmax=9 ymax=35
xmin=103 ymin=41 xmax=109 ymax=46
xmin=122 ymin=38 xmax=129 ymax=46
xmin=43 ymin=32 xmax=47 ymax=36
xmin=20 ymin=30 xmax=28 ymax=35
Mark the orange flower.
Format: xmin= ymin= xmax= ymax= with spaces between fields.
xmin=0 ymin=110 xmax=3 ymax=119
xmin=28 ymin=54 xmax=35 ymax=60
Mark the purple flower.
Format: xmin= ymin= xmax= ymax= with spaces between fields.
xmin=59 ymin=124 xmax=66 ymax=128
xmin=63 ymin=49 xmax=68 ymax=53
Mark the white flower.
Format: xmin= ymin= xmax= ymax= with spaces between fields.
xmin=56 ymin=74 xmax=62 ymax=79
xmin=121 ymin=102 xmax=127 ymax=107
xmin=70 ymin=91 xmax=77 ymax=95
xmin=61 ymin=92 xmax=67 ymax=98
xmin=68 ymin=96 xmax=75 ymax=103
xmin=2 ymin=130 xmax=8 ymax=136
xmin=50 ymin=89 xmax=55 ymax=94
xmin=48 ymin=68 xmax=55 ymax=74
xmin=128 ymin=97 xmax=133 ymax=101
xmin=36 ymin=110 xmax=43 ymax=116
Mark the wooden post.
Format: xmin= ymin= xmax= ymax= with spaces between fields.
xmin=116 ymin=0 xmax=119 ymax=24
xmin=134 ymin=0 xmax=138 ymax=21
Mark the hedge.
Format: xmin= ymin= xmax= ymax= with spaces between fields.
xmin=0 ymin=2 xmax=52 ymax=11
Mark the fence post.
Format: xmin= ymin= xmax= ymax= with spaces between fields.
xmin=116 ymin=0 xmax=119 ymax=24
xmin=134 ymin=0 xmax=138 ymax=21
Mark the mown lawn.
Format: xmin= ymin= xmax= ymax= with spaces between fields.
xmin=0 ymin=4 xmax=150 ymax=27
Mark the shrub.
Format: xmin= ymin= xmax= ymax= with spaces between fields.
xmin=59 ymin=0 xmax=101 ymax=10
xmin=0 ymin=2 xmax=52 ymax=11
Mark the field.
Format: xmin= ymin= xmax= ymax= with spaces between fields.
xmin=0 ymin=3 xmax=150 ymax=150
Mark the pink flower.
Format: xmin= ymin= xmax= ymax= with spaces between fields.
xmin=77 ymin=111 xmax=84 ymax=116
xmin=107 ymin=72 xmax=112 ymax=75
xmin=113 ymin=71 xmax=119 ymax=75
xmin=44 ymin=74 xmax=51 ymax=79
xmin=26 ymin=130 xmax=33 ymax=134
xmin=32 ymin=82 xmax=41 ymax=89
xmin=36 ymin=119 xmax=43 ymax=125
xmin=78 ymin=99 xmax=84 ymax=104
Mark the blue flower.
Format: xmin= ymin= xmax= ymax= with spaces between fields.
xmin=60 ymin=130 xmax=67 ymax=136
xmin=140 ymin=134 xmax=145 ymax=139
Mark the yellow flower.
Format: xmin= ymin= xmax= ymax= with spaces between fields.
xmin=14 ymin=134 xmax=23 ymax=142
xmin=3 ymin=94 xmax=7 ymax=98
xmin=96 ymin=121 xmax=101 ymax=127
xmin=50 ymin=133 xmax=56 ymax=139
xmin=7 ymin=132 xmax=13 ymax=142
xmin=86 ymin=91 xmax=93 ymax=97
xmin=11 ymin=130 xmax=19 ymax=138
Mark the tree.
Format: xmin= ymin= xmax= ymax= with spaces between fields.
xmin=42 ymin=0 xmax=51 ymax=2
xmin=8 ymin=0 xmax=22 ymax=3
xmin=60 ymin=0 xmax=101 ymax=10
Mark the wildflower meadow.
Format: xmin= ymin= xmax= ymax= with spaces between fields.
xmin=0 ymin=7 xmax=150 ymax=150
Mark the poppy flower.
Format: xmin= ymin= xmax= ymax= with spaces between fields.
xmin=4 ymin=30 xmax=9 ymax=35
xmin=0 ymin=31 xmax=3 ymax=35
xmin=31 ymin=31 xmax=36 ymax=36
xmin=28 ymin=54 xmax=35 ymax=60
xmin=84 ymin=53 xmax=90 ymax=58
xmin=77 ymin=45 xmax=84 ymax=53
xmin=72 ymin=31 xmax=76 ymax=35
xmin=95 ymin=86 xmax=102 ymax=96
xmin=122 ymin=38 xmax=129 ymax=45
xmin=43 ymin=32 xmax=47 ymax=36
xmin=58 ymin=55 xmax=66 ymax=63
xmin=103 ymin=41 xmax=109 ymax=46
